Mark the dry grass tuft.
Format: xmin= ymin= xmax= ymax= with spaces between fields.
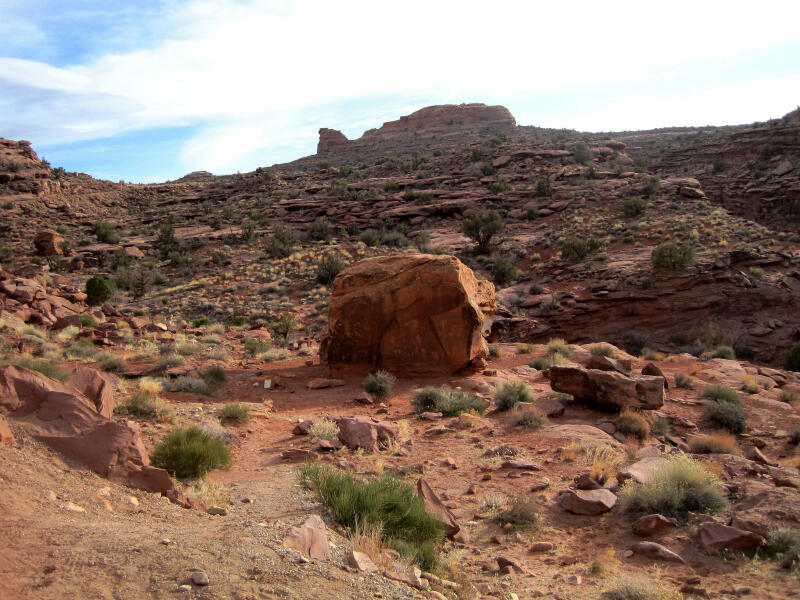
xmin=688 ymin=432 xmax=740 ymax=454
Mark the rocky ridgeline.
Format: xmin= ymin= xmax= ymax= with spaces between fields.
xmin=309 ymin=103 xmax=517 ymax=166
xmin=633 ymin=108 xmax=800 ymax=231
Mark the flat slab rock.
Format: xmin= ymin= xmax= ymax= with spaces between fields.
xmin=632 ymin=514 xmax=678 ymax=537
xmin=617 ymin=456 xmax=667 ymax=485
xmin=692 ymin=522 xmax=765 ymax=553
xmin=282 ymin=515 xmax=331 ymax=560
xmin=558 ymin=488 xmax=617 ymax=515
xmin=630 ymin=541 xmax=685 ymax=563
xmin=549 ymin=365 xmax=665 ymax=410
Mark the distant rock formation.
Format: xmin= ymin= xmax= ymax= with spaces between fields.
xmin=309 ymin=103 xmax=517 ymax=163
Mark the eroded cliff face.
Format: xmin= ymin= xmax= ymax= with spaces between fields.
xmin=311 ymin=103 xmax=516 ymax=162
xmin=637 ymin=109 xmax=800 ymax=232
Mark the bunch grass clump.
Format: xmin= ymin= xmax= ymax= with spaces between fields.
xmin=494 ymin=380 xmax=533 ymax=411
xmin=309 ymin=418 xmax=340 ymax=441
xmin=510 ymin=405 xmax=547 ymax=429
xmin=688 ymin=433 xmax=739 ymax=454
xmin=363 ymin=370 xmax=396 ymax=400
xmin=547 ymin=337 xmax=573 ymax=358
xmin=498 ymin=496 xmax=540 ymax=530
xmin=412 ymin=387 xmax=487 ymax=417
xmin=150 ymin=426 xmax=232 ymax=479
xmin=219 ymin=402 xmax=250 ymax=423
xmin=614 ymin=409 xmax=649 ymax=441
xmin=703 ymin=385 xmax=747 ymax=433
xmin=297 ymin=463 xmax=444 ymax=571
xmin=617 ymin=453 xmax=727 ymax=520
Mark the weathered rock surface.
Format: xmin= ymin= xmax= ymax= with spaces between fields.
xmin=630 ymin=541 xmax=685 ymax=563
xmin=33 ymin=231 xmax=64 ymax=256
xmin=692 ymin=522 xmax=765 ymax=553
xmin=336 ymin=416 xmax=398 ymax=451
xmin=282 ymin=515 xmax=331 ymax=560
xmin=549 ymin=366 xmax=665 ymax=410
xmin=632 ymin=514 xmax=678 ymax=537
xmin=321 ymin=254 xmax=495 ymax=376
xmin=558 ymin=488 xmax=617 ymax=515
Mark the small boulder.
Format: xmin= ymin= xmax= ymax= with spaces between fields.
xmin=630 ymin=541 xmax=685 ymax=563
xmin=693 ymin=522 xmax=765 ymax=553
xmin=641 ymin=363 xmax=668 ymax=388
xmin=558 ymin=488 xmax=617 ymax=515
xmin=348 ymin=550 xmax=378 ymax=573
xmin=0 ymin=415 xmax=14 ymax=445
xmin=586 ymin=354 xmax=631 ymax=376
xmin=617 ymin=456 xmax=667 ymax=486
xmin=549 ymin=365 xmax=664 ymax=410
xmin=282 ymin=515 xmax=331 ymax=560
xmin=336 ymin=416 xmax=398 ymax=451
xmin=33 ymin=231 xmax=64 ymax=256
xmin=632 ymin=514 xmax=678 ymax=537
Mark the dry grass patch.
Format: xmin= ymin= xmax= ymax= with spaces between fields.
xmin=688 ymin=432 xmax=739 ymax=454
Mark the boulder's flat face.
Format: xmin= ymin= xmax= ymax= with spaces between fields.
xmin=321 ymin=254 xmax=495 ymax=376
xmin=549 ymin=365 xmax=665 ymax=410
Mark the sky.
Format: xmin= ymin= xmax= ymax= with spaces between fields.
xmin=2 ymin=1 xmax=799 ymax=183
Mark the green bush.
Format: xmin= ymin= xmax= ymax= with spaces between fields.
xmin=643 ymin=176 xmax=661 ymax=198
xmin=156 ymin=354 xmax=185 ymax=372
xmin=651 ymin=241 xmax=694 ymax=270
xmin=363 ymin=370 xmax=396 ymax=400
xmin=674 ymin=373 xmax=693 ymax=389
xmin=602 ymin=577 xmax=678 ymax=600
xmin=150 ymin=426 xmax=232 ymax=479
xmin=270 ymin=313 xmax=295 ymax=342
xmin=96 ymin=351 xmax=127 ymax=373
xmin=488 ymin=345 xmax=501 ymax=358
xmin=316 ymin=252 xmax=346 ymax=285
xmin=573 ymin=142 xmax=591 ymax=165
xmin=614 ymin=411 xmax=649 ymax=441
xmin=201 ymin=366 xmax=226 ymax=393
xmin=297 ymin=463 xmax=444 ymax=570
xmin=704 ymin=399 xmax=748 ymax=433
xmin=511 ymin=406 xmax=547 ymax=429
xmin=650 ymin=416 xmax=671 ymax=437
xmin=547 ymin=337 xmax=573 ymax=357
xmin=308 ymin=217 xmax=333 ymax=242
xmin=622 ymin=196 xmax=649 ymax=218
xmin=359 ymin=229 xmax=380 ymax=247
xmin=94 ymin=221 xmax=120 ymax=244
xmin=785 ymin=342 xmax=800 ymax=372
xmin=560 ymin=237 xmax=604 ymax=262
xmin=10 ymin=357 xmax=69 ymax=381
xmin=462 ymin=209 xmax=504 ymax=254
xmin=412 ymin=387 xmax=487 ymax=417
xmin=79 ymin=314 xmax=97 ymax=328
xmin=264 ymin=223 xmax=299 ymax=258
xmin=498 ymin=496 xmax=540 ymax=529
xmin=617 ymin=453 xmax=728 ymax=519
xmin=494 ymin=380 xmax=533 ymax=411
xmin=713 ymin=345 xmax=735 ymax=359
xmin=244 ymin=337 xmax=271 ymax=357
xmin=702 ymin=385 xmax=741 ymax=405
xmin=85 ymin=276 xmax=115 ymax=306
xmin=164 ymin=376 xmax=211 ymax=395
xmin=492 ymin=258 xmax=521 ymax=287
xmin=590 ymin=344 xmax=614 ymax=357
xmin=219 ymin=402 xmax=250 ymax=423
xmin=763 ymin=528 xmax=800 ymax=571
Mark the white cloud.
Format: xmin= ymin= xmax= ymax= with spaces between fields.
xmin=2 ymin=0 xmax=800 ymax=173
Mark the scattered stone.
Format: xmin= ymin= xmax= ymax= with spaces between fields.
xmin=692 ymin=522 xmax=765 ymax=553
xmin=574 ymin=473 xmax=602 ymax=490
xmin=549 ymin=365 xmax=665 ymax=410
xmin=558 ymin=489 xmax=617 ymax=515
xmin=630 ymin=541 xmax=685 ymax=563
xmin=617 ymin=457 xmax=667 ymax=485
xmin=336 ymin=416 xmax=398 ymax=451
xmin=529 ymin=542 xmax=554 ymax=553
xmin=496 ymin=556 xmax=525 ymax=573
xmin=419 ymin=412 xmax=443 ymax=420
xmin=190 ymin=571 xmax=209 ymax=586
xmin=641 ymin=362 xmax=668 ymax=388
xmin=347 ymin=550 xmax=378 ymax=573
xmin=0 ymin=415 xmax=14 ymax=445
xmin=501 ymin=460 xmax=541 ymax=471
xmin=207 ymin=506 xmax=227 ymax=516
xmin=631 ymin=514 xmax=678 ymax=537
xmin=586 ymin=354 xmax=631 ymax=375
xmin=177 ymin=584 xmax=192 ymax=592
xmin=280 ymin=448 xmax=318 ymax=462
xmin=282 ymin=515 xmax=331 ymax=560
xmin=292 ymin=420 xmax=313 ymax=435
xmin=746 ymin=446 xmax=777 ymax=466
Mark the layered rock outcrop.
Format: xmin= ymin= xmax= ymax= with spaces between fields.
xmin=321 ymin=254 xmax=495 ymax=376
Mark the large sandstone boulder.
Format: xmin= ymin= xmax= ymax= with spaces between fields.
xmin=33 ymin=231 xmax=64 ymax=256
xmin=321 ymin=255 xmax=495 ymax=376
xmin=0 ymin=365 xmax=186 ymax=504
xmin=549 ymin=366 xmax=664 ymax=410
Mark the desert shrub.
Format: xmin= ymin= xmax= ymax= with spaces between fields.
xmin=703 ymin=385 xmax=741 ymax=405
xmin=201 ymin=366 xmax=226 ymax=393
xmin=488 ymin=345 xmax=501 ymax=358
xmin=741 ymin=375 xmax=759 ymax=394
xmin=643 ymin=176 xmax=661 ymax=198
xmin=308 ymin=217 xmax=333 ymax=242
xmin=96 ymin=351 xmax=127 ymax=373
xmin=780 ymin=390 xmax=798 ymax=404
xmin=79 ymin=314 xmax=97 ymax=328
xmin=381 ymin=231 xmax=408 ymax=248
xmin=64 ymin=338 xmax=99 ymax=360
xmin=264 ymin=223 xmax=299 ymax=258
xmin=462 ymin=209 xmax=504 ymax=254
xmin=763 ymin=528 xmax=800 ymax=571
xmin=150 ymin=426 xmax=232 ymax=479
xmin=547 ymin=337 xmax=573 ymax=357
xmin=363 ymin=370 xmax=396 ymax=400
xmin=602 ymin=576 xmax=681 ymax=600
xmin=85 ymin=276 xmax=115 ymax=305
xmin=617 ymin=453 xmax=728 ymax=519
xmin=244 ymin=337 xmax=271 ymax=357
xmin=120 ymin=391 xmax=173 ymax=422
xmin=165 ymin=376 xmax=211 ymax=395
xmin=590 ymin=344 xmax=614 ymax=357
xmin=560 ymin=236 xmax=604 ymax=262
xmin=156 ymin=354 xmax=185 ymax=372
xmin=517 ymin=344 xmax=534 ymax=354
xmin=511 ymin=405 xmax=547 ymax=429
xmin=297 ymin=463 xmax=444 ymax=571
xmin=651 ymin=241 xmax=694 ymax=270
xmin=622 ymin=196 xmax=649 ymax=218
xmin=94 ymin=221 xmax=119 ymax=244
xmin=492 ymin=258 xmax=520 ymax=287
xmin=485 ymin=179 xmax=510 ymax=194
xmin=9 ymin=356 xmax=69 ymax=381
xmin=614 ymin=409 xmax=649 ymax=441
xmin=573 ymin=142 xmax=591 ymax=165
xmin=587 ymin=444 xmax=625 ymax=485
xmin=650 ymin=416 xmax=671 ymax=437
xmin=359 ymin=229 xmax=380 ymax=247
xmin=528 ymin=356 xmax=556 ymax=370
xmin=498 ymin=496 xmax=540 ymax=530
xmin=688 ymin=433 xmax=739 ymax=454
xmin=674 ymin=373 xmax=693 ymax=389
xmin=705 ymin=400 xmax=748 ymax=433
xmin=309 ymin=418 xmax=340 ymax=441
xmin=494 ymin=380 xmax=533 ymax=411
xmin=785 ymin=342 xmax=800 ymax=372
xmin=270 ymin=313 xmax=295 ymax=342
xmin=191 ymin=317 xmax=210 ymax=328
xmin=789 ymin=429 xmax=800 ymax=445
xmin=219 ymin=402 xmax=250 ymax=423
xmin=316 ymin=252 xmax=346 ymax=284
xmin=713 ymin=345 xmax=736 ymax=359
xmin=525 ymin=206 xmax=539 ymax=219
xmin=412 ymin=387 xmax=487 ymax=417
